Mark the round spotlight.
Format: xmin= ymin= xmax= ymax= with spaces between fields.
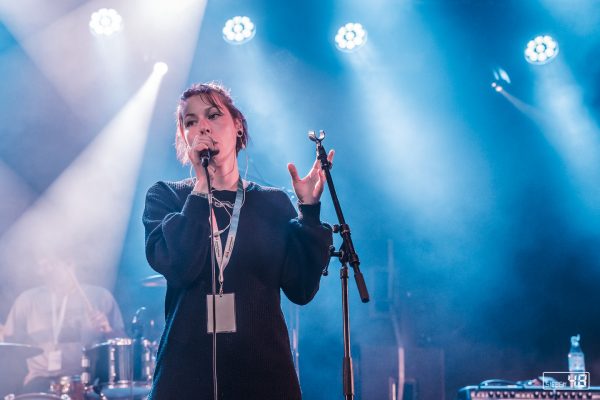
xmin=222 ymin=16 xmax=255 ymax=45
xmin=335 ymin=22 xmax=367 ymax=52
xmin=89 ymin=8 xmax=123 ymax=36
xmin=524 ymin=34 xmax=559 ymax=65
xmin=153 ymin=62 xmax=168 ymax=76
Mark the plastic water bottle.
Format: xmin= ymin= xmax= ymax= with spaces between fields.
xmin=568 ymin=334 xmax=585 ymax=373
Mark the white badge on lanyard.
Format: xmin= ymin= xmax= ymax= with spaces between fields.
xmin=207 ymin=293 xmax=237 ymax=333
xmin=206 ymin=178 xmax=244 ymax=334
xmin=49 ymin=293 xmax=68 ymax=371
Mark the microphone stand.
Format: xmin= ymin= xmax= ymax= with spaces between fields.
xmin=202 ymin=154 xmax=219 ymax=400
xmin=308 ymin=130 xmax=370 ymax=400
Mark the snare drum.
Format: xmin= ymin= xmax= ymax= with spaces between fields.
xmin=82 ymin=338 xmax=153 ymax=399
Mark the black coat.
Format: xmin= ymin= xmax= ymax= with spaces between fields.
xmin=142 ymin=179 xmax=332 ymax=400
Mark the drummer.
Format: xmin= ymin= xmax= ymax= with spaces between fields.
xmin=2 ymin=257 xmax=125 ymax=393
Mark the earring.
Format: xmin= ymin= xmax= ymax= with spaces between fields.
xmin=237 ymin=130 xmax=243 ymax=138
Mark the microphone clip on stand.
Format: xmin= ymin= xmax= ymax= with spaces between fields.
xmin=308 ymin=130 xmax=370 ymax=400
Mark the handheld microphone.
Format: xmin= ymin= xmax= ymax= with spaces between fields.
xmin=199 ymin=149 xmax=212 ymax=168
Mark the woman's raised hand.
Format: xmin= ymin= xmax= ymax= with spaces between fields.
xmin=287 ymin=149 xmax=334 ymax=205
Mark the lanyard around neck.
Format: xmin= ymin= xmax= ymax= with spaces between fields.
xmin=209 ymin=178 xmax=244 ymax=295
xmin=51 ymin=293 xmax=69 ymax=345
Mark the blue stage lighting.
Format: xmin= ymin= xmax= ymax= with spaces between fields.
xmin=524 ymin=35 xmax=559 ymax=65
xmin=335 ymin=23 xmax=367 ymax=52
xmin=89 ymin=8 xmax=123 ymax=37
xmin=222 ymin=16 xmax=255 ymax=45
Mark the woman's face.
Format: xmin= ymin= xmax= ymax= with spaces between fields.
xmin=179 ymin=94 xmax=241 ymax=167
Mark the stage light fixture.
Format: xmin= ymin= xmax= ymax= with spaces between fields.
xmin=222 ymin=16 xmax=255 ymax=45
xmin=524 ymin=35 xmax=559 ymax=65
xmin=335 ymin=22 xmax=367 ymax=52
xmin=153 ymin=62 xmax=168 ymax=76
xmin=491 ymin=67 xmax=511 ymax=92
xmin=89 ymin=8 xmax=123 ymax=36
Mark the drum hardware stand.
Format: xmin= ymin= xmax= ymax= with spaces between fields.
xmin=131 ymin=306 xmax=146 ymax=338
xmin=91 ymin=377 xmax=109 ymax=400
xmin=131 ymin=306 xmax=147 ymax=397
xmin=308 ymin=130 xmax=370 ymax=400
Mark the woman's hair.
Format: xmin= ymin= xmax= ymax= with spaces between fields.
xmin=175 ymin=82 xmax=249 ymax=165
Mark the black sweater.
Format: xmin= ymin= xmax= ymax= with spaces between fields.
xmin=142 ymin=179 xmax=332 ymax=399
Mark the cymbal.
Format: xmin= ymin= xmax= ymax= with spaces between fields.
xmin=0 ymin=342 xmax=43 ymax=358
xmin=141 ymin=274 xmax=166 ymax=287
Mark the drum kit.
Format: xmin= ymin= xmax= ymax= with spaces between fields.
xmin=1 ymin=275 xmax=168 ymax=400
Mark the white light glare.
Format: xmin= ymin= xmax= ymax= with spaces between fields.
xmin=153 ymin=62 xmax=168 ymax=76
xmin=89 ymin=8 xmax=123 ymax=36
xmin=335 ymin=22 xmax=367 ymax=52
xmin=491 ymin=67 xmax=510 ymax=93
xmin=223 ymin=16 xmax=256 ymax=45
xmin=524 ymin=35 xmax=559 ymax=65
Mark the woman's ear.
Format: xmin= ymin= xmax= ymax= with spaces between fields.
xmin=235 ymin=119 xmax=243 ymax=132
